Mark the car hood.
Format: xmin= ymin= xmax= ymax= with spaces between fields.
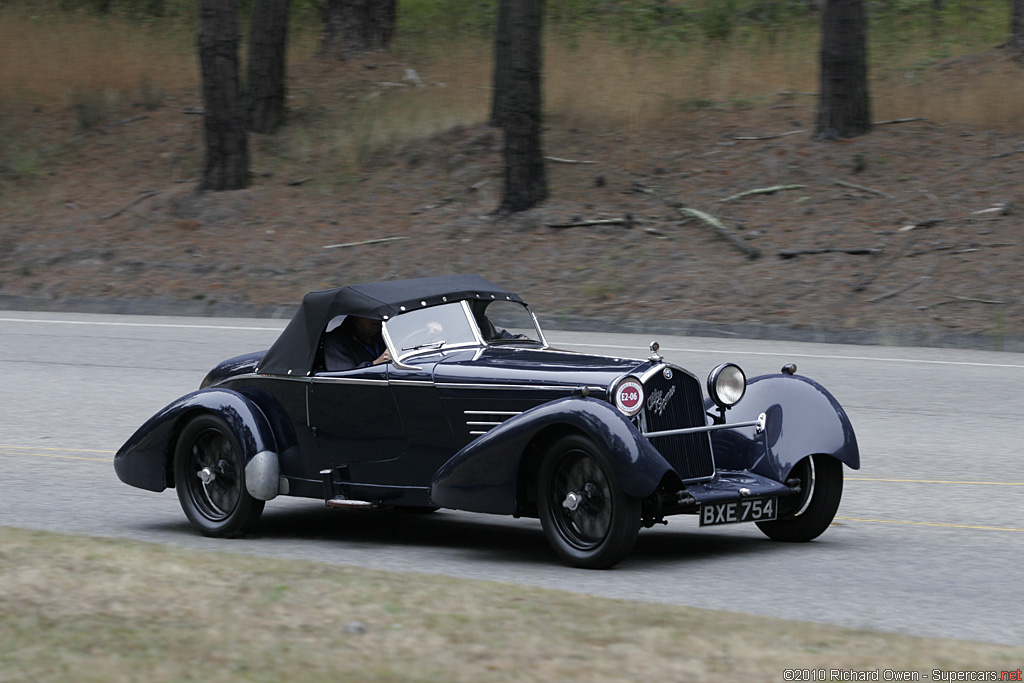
xmin=430 ymin=346 xmax=651 ymax=390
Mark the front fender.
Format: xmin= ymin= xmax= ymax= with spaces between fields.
xmin=710 ymin=374 xmax=860 ymax=482
xmin=114 ymin=388 xmax=281 ymax=500
xmin=430 ymin=397 xmax=672 ymax=514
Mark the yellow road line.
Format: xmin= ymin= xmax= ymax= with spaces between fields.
xmin=847 ymin=477 xmax=1024 ymax=486
xmin=0 ymin=446 xmax=112 ymax=463
xmin=0 ymin=445 xmax=114 ymax=454
xmin=836 ymin=516 xmax=1024 ymax=532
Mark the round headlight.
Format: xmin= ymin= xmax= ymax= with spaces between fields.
xmin=613 ymin=377 xmax=645 ymax=417
xmin=708 ymin=363 xmax=746 ymax=408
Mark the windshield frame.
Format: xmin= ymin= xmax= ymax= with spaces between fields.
xmin=382 ymin=300 xmax=484 ymax=364
xmin=381 ymin=299 xmax=549 ymax=366
xmin=475 ymin=300 xmax=548 ymax=348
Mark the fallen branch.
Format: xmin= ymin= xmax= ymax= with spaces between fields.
xmin=898 ymin=218 xmax=943 ymax=232
xmin=779 ymin=246 xmax=880 ymax=259
xmin=322 ymin=237 xmax=407 ymax=250
xmin=874 ymin=117 xmax=931 ymax=126
xmin=287 ymin=177 xmax=314 ymax=186
xmin=990 ymin=147 xmax=1024 ymax=159
xmin=677 ymin=207 xmax=760 ymax=260
xmin=853 ymin=236 xmax=917 ymax=292
xmin=907 ymin=241 xmax=1015 ymax=257
xmin=833 ymin=179 xmax=894 ymax=198
xmin=545 ymin=156 xmax=597 ymax=165
xmin=918 ymin=295 xmax=1007 ymax=310
xmin=731 ymin=130 xmax=805 ymax=141
xmin=548 ymin=218 xmax=631 ymax=229
xmin=100 ymin=190 xmax=158 ymax=221
xmin=866 ymin=276 xmax=931 ymax=303
xmin=865 ymin=264 xmax=936 ymax=303
xmin=721 ymin=184 xmax=806 ymax=202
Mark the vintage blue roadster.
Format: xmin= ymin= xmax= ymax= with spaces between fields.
xmin=115 ymin=275 xmax=859 ymax=568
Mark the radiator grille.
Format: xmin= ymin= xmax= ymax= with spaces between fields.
xmin=642 ymin=368 xmax=715 ymax=480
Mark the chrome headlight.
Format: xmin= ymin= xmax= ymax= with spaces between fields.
xmin=612 ymin=376 xmax=645 ymax=417
xmin=708 ymin=363 xmax=746 ymax=409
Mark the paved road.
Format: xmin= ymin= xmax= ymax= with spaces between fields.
xmin=1 ymin=311 xmax=1021 ymax=646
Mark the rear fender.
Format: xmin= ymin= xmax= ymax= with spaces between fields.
xmin=710 ymin=374 xmax=860 ymax=481
xmin=430 ymin=397 xmax=672 ymax=514
xmin=114 ymin=388 xmax=282 ymax=500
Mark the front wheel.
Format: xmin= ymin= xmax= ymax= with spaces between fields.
xmin=537 ymin=434 xmax=640 ymax=569
xmin=174 ymin=414 xmax=264 ymax=538
xmin=756 ymin=454 xmax=842 ymax=542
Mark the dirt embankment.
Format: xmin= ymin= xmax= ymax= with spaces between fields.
xmin=2 ymin=59 xmax=1022 ymax=352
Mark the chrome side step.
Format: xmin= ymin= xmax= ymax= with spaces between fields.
xmin=321 ymin=467 xmax=377 ymax=509
xmin=326 ymin=497 xmax=378 ymax=510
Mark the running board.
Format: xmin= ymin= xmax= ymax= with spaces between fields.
xmin=326 ymin=497 xmax=378 ymax=510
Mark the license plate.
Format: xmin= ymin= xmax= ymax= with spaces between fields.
xmin=699 ymin=498 xmax=777 ymax=527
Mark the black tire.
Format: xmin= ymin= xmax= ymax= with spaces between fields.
xmin=174 ymin=414 xmax=264 ymax=538
xmin=537 ymin=434 xmax=640 ymax=569
xmin=756 ymin=454 xmax=843 ymax=542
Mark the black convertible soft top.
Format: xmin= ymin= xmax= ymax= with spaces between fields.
xmin=257 ymin=275 xmax=524 ymax=376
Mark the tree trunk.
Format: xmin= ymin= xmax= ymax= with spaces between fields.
xmin=498 ymin=0 xmax=547 ymax=215
xmin=319 ymin=0 xmax=397 ymax=59
xmin=1010 ymin=0 xmax=1024 ymax=56
xmin=815 ymin=0 xmax=871 ymax=140
xmin=248 ymin=0 xmax=291 ymax=134
xmin=490 ymin=0 xmax=513 ymax=128
xmin=199 ymin=0 xmax=249 ymax=191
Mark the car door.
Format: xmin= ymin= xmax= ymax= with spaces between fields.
xmin=308 ymin=363 xmax=407 ymax=469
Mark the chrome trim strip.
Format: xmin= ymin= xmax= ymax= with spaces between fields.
xmin=638 ymin=363 xmax=666 ymax=384
xmin=444 ymin=383 xmax=603 ymax=392
xmin=466 ymin=421 xmax=502 ymax=427
xmin=311 ymin=376 xmax=389 ymax=386
xmin=643 ymin=415 xmax=763 ymax=439
xmin=222 ymin=372 xmax=309 ymax=383
xmin=638 ymin=361 xmax=700 ymax=385
xmin=464 ymin=410 xmax=522 ymax=416
xmin=389 ymin=379 xmax=435 ymax=387
xmin=469 ymin=431 xmax=488 ymax=436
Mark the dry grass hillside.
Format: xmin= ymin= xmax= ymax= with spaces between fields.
xmin=2 ymin=10 xmax=1023 ymax=350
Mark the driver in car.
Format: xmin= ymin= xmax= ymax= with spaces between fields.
xmin=323 ymin=316 xmax=391 ymax=371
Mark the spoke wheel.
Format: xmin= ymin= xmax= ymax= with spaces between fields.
xmin=538 ymin=434 xmax=640 ymax=569
xmin=174 ymin=415 xmax=264 ymax=538
xmin=756 ymin=454 xmax=842 ymax=542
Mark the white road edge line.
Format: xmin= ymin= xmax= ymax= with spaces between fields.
xmin=3 ymin=316 xmax=1022 ymax=370
xmin=0 ymin=317 xmax=282 ymax=332
xmin=557 ymin=342 xmax=1024 ymax=370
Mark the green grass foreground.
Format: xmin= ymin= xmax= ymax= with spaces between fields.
xmin=0 ymin=526 xmax=1019 ymax=681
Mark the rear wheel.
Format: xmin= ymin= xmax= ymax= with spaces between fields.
xmin=174 ymin=414 xmax=264 ymax=537
xmin=538 ymin=434 xmax=640 ymax=569
xmin=756 ymin=454 xmax=842 ymax=542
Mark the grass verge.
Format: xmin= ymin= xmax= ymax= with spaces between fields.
xmin=1 ymin=526 xmax=1019 ymax=682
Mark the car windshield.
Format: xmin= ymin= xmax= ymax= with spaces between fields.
xmin=474 ymin=300 xmax=544 ymax=345
xmin=384 ymin=301 xmax=479 ymax=359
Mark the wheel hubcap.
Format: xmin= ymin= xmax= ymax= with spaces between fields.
xmin=197 ymin=467 xmax=215 ymax=485
xmin=187 ymin=431 xmax=240 ymax=521
xmin=552 ymin=451 xmax=612 ymax=549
